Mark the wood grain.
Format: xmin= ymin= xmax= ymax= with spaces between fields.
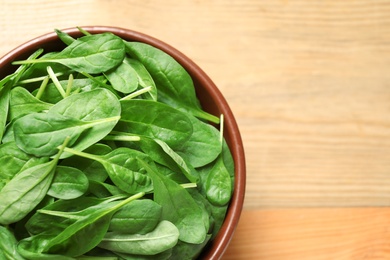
xmin=223 ymin=208 xmax=390 ymax=260
xmin=1 ymin=0 xmax=390 ymax=209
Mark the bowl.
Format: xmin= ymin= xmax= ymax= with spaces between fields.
xmin=0 ymin=26 xmax=246 ymax=259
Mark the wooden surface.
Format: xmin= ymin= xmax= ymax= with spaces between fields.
xmin=1 ymin=1 xmax=390 ymax=259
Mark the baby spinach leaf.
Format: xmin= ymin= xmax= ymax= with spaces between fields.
xmin=42 ymin=192 xmax=144 ymax=257
xmin=0 ymin=138 xmax=66 ymax=225
xmin=99 ymin=220 xmax=179 ymax=255
xmin=47 ymin=166 xmax=89 ymax=200
xmin=124 ymin=41 xmax=219 ymax=123
xmin=204 ymin=155 xmax=232 ymax=206
xmin=61 ymin=143 xmax=112 ymax=182
xmin=14 ymin=111 xmax=119 ymax=157
xmin=104 ymin=59 xmax=139 ymax=94
xmin=89 ymin=180 xmax=127 ymax=198
xmin=17 ymin=234 xmax=74 ymax=260
xmin=124 ymin=57 xmax=157 ymax=101
xmin=63 ymin=147 xmax=153 ymax=194
xmin=139 ymin=159 xmax=208 ymax=244
xmin=119 ymin=99 xmax=193 ymax=148
xmin=25 ymin=196 xmax=116 ymax=236
xmin=109 ymin=199 xmax=162 ymax=234
xmin=0 ymin=142 xmax=36 ymax=186
xmin=0 ymin=84 xmax=11 ymax=140
xmin=14 ymin=33 xmax=126 ymax=74
xmin=170 ymin=234 xmax=211 ymax=260
xmin=9 ymin=87 xmax=53 ymax=120
xmin=49 ymin=88 xmax=121 ymax=157
xmin=55 ymin=28 xmax=75 ymax=45
xmin=176 ymin=115 xmax=222 ymax=168
xmin=137 ymin=137 xmax=198 ymax=183
xmin=0 ymin=225 xmax=25 ymax=260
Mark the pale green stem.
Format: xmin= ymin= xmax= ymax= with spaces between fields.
xmin=120 ymin=86 xmax=152 ymax=101
xmin=180 ymin=183 xmax=197 ymax=189
xmin=219 ymin=113 xmax=224 ymax=143
xmin=103 ymin=135 xmax=141 ymax=142
xmin=35 ymin=76 xmax=49 ymax=100
xmin=18 ymin=72 xmax=65 ymax=84
xmin=47 ymin=66 xmax=66 ymax=98
xmin=65 ymin=73 xmax=74 ymax=97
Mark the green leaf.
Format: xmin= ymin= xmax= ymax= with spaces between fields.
xmin=109 ymin=199 xmax=162 ymax=234
xmin=9 ymin=87 xmax=53 ymax=120
xmin=41 ymin=192 xmax=144 ymax=256
xmin=0 ymin=139 xmax=66 ymax=225
xmin=119 ymin=99 xmax=193 ymax=149
xmin=104 ymin=59 xmax=139 ymax=94
xmin=14 ymin=112 xmax=118 ymax=157
xmin=0 ymin=225 xmax=25 ymax=260
xmin=124 ymin=57 xmax=157 ymax=101
xmin=14 ymin=33 xmax=126 ymax=74
xmin=47 ymin=166 xmax=89 ymax=200
xmin=124 ymin=41 xmax=218 ymax=123
xmin=98 ymin=220 xmax=179 ymax=255
xmin=63 ymin=147 xmax=153 ymax=194
xmin=176 ymin=115 xmax=222 ymax=167
xmin=139 ymin=159 xmax=208 ymax=244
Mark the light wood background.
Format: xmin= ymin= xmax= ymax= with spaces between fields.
xmin=1 ymin=1 xmax=390 ymax=259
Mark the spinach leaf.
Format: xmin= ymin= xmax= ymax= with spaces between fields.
xmin=17 ymin=234 xmax=75 ymax=260
xmin=25 ymin=196 xmax=117 ymax=236
xmin=204 ymin=155 xmax=232 ymax=206
xmin=63 ymin=147 xmax=153 ymax=194
xmin=49 ymin=88 xmax=121 ymax=157
xmin=104 ymin=59 xmax=139 ymax=94
xmin=170 ymin=234 xmax=212 ymax=260
xmin=61 ymin=143 xmax=112 ymax=182
xmin=124 ymin=57 xmax=157 ymax=101
xmin=109 ymin=199 xmax=162 ymax=234
xmin=89 ymin=180 xmax=127 ymax=198
xmin=9 ymin=87 xmax=53 ymax=120
xmin=139 ymin=159 xmax=208 ymax=244
xmin=176 ymin=115 xmax=222 ymax=168
xmin=0 ymin=84 xmax=11 ymax=140
xmin=47 ymin=166 xmax=89 ymax=200
xmin=0 ymin=225 xmax=25 ymax=260
xmin=136 ymin=137 xmax=198 ymax=183
xmin=0 ymin=141 xmax=36 ymax=188
xmin=0 ymin=138 xmax=67 ymax=225
xmin=124 ymin=41 xmax=219 ymax=123
xmin=14 ymin=111 xmax=119 ymax=157
xmin=41 ymin=192 xmax=144 ymax=256
xmin=119 ymin=99 xmax=193 ymax=148
xmin=14 ymin=33 xmax=126 ymax=74
xmin=55 ymin=28 xmax=75 ymax=45
xmin=98 ymin=220 xmax=179 ymax=255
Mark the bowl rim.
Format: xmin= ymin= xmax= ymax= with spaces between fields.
xmin=0 ymin=26 xmax=246 ymax=260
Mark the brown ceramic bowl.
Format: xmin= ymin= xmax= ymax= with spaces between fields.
xmin=0 ymin=26 xmax=246 ymax=259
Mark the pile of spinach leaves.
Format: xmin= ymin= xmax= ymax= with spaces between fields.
xmin=0 ymin=27 xmax=234 ymax=259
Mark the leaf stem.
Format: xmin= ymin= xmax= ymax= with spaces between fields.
xmin=65 ymin=73 xmax=74 ymax=97
xmin=35 ymin=76 xmax=49 ymax=100
xmin=62 ymin=146 xmax=102 ymax=162
xmin=120 ymin=86 xmax=152 ymax=101
xmin=47 ymin=66 xmax=66 ymax=98
xmin=219 ymin=113 xmax=224 ymax=143
xmin=180 ymin=183 xmax=197 ymax=189
xmin=103 ymin=135 xmax=141 ymax=142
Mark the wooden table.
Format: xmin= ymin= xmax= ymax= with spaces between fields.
xmin=1 ymin=1 xmax=390 ymax=259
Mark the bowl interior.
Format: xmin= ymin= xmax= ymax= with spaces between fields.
xmin=0 ymin=26 xmax=246 ymax=259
